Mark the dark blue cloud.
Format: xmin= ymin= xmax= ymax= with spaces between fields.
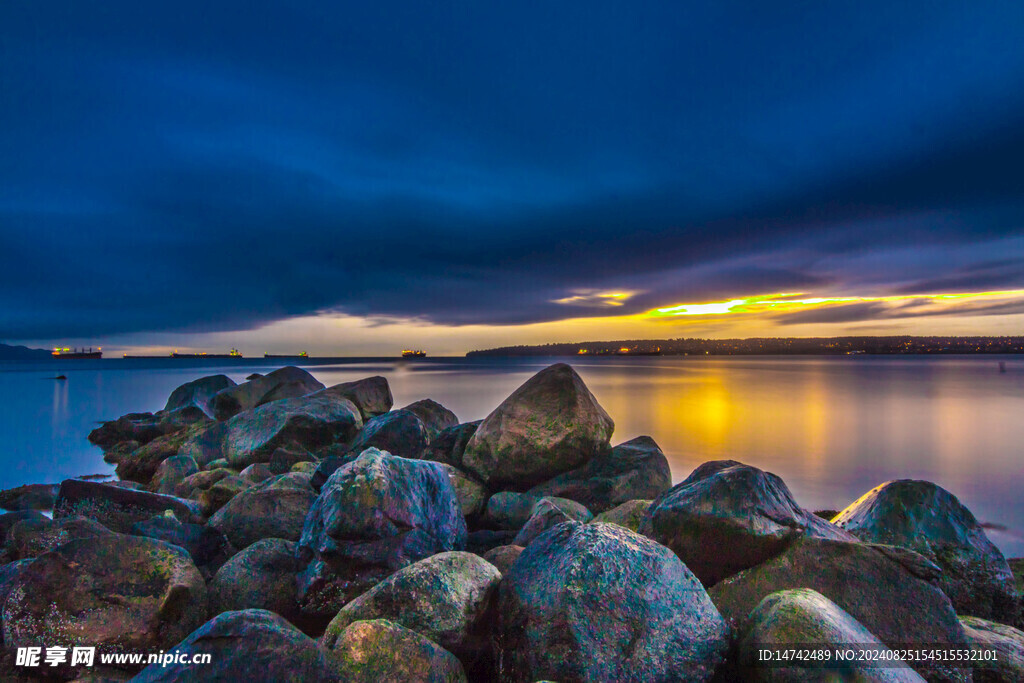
xmin=3 ymin=1 xmax=1024 ymax=340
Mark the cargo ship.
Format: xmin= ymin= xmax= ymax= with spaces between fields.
xmin=264 ymin=352 xmax=309 ymax=359
xmin=401 ymin=349 xmax=427 ymax=358
xmin=170 ymin=349 xmax=244 ymax=359
xmin=52 ymin=347 xmax=102 ymax=359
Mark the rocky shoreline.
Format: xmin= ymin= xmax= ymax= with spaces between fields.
xmin=0 ymin=362 xmax=1022 ymax=681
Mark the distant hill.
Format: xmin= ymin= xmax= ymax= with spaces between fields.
xmin=0 ymin=343 xmax=51 ymax=360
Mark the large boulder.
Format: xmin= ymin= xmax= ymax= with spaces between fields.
xmin=482 ymin=491 xmax=540 ymax=530
xmin=150 ymin=455 xmax=199 ymax=495
xmin=88 ymin=412 xmax=181 ymax=449
xmin=833 ymin=479 xmax=1018 ymax=623
xmin=164 ymin=374 xmax=236 ymax=417
xmin=180 ymin=390 xmax=362 ymax=468
xmin=527 ymin=435 xmax=671 ymax=513
xmin=439 ymin=464 xmax=487 ymax=518
xmin=709 ymin=537 xmax=969 ymax=682
xmin=402 ymin=399 xmax=459 ymax=442
xmin=297 ymin=449 xmax=466 ymax=617
xmin=2 ymin=535 xmax=207 ymax=667
xmin=0 ymin=484 xmax=59 ymax=511
xmin=211 ymin=366 xmax=325 ymax=420
xmin=591 ymin=499 xmax=652 ymax=532
xmin=209 ymin=474 xmax=316 ymax=549
xmin=114 ymin=423 xmax=208 ymax=484
xmin=512 ymin=497 xmax=593 ymax=546
xmin=53 ymin=479 xmax=204 ymax=533
xmin=482 ymin=544 xmax=523 ymax=576
xmin=131 ymin=609 xmax=338 ymax=682
xmin=960 ymin=616 xmax=1024 ymax=682
xmin=735 ymin=588 xmax=925 ymax=682
xmin=421 ymin=421 xmax=480 ymax=470
xmin=327 ymin=618 xmax=467 ymax=682
xmin=322 ymin=376 xmax=393 ymax=421
xmin=209 ymin=539 xmax=304 ymax=624
xmin=322 ymin=551 xmax=500 ymax=670
xmin=6 ymin=515 xmax=113 ymax=560
xmin=269 ymin=445 xmax=316 ymax=474
xmin=500 ymin=521 xmax=727 ymax=682
xmin=463 ymin=363 xmax=615 ymax=491
xmin=345 ymin=409 xmax=429 ymax=459
xmin=130 ymin=514 xmax=234 ymax=578
xmin=639 ymin=460 xmax=855 ymax=586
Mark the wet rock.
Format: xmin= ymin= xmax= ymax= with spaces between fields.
xmin=7 ymin=516 xmax=113 ymax=559
xmin=150 ymin=455 xmax=199 ymax=495
xmin=131 ymin=609 xmax=338 ymax=682
xmin=323 ymin=551 xmax=500 ymax=668
xmin=88 ymin=412 xmax=180 ymax=449
xmin=130 ymin=514 xmax=234 ymax=578
xmin=402 ymin=399 xmax=459 ymax=443
xmin=482 ymin=491 xmax=540 ymax=530
xmin=960 ymin=615 xmax=1024 ymax=682
xmin=709 ymin=537 xmax=969 ymax=682
xmin=113 ymin=424 xmax=205 ymax=484
xmin=499 ymin=521 xmax=727 ymax=682
xmin=481 ymin=544 xmax=522 ymax=575
xmin=2 ymin=535 xmax=207 ymax=668
xmin=53 ymin=479 xmax=204 ymax=533
xmin=326 ymin=619 xmax=467 ymax=683
xmin=590 ymin=499 xmax=652 ymax=532
xmin=639 ymin=460 xmax=855 ymax=586
xmin=735 ymin=588 xmax=925 ymax=682
xmin=512 ymin=497 xmax=593 ymax=546
xmin=345 ymin=409 xmax=429 ymax=459
xmin=209 ymin=474 xmax=316 ymax=549
xmin=526 ymin=435 xmax=670 ymax=513
xmin=297 ymin=449 xmax=466 ymax=618
xmin=322 ymin=376 xmax=393 ymax=421
xmin=463 ymin=363 xmax=615 ymax=491
xmin=163 ymin=374 xmax=236 ymax=418
xmin=833 ymin=479 xmax=1018 ymax=623
xmin=421 ymin=421 xmax=480 ymax=470
xmin=209 ymin=539 xmax=304 ymax=623
xmin=439 ymin=464 xmax=487 ymax=518
xmin=0 ymin=484 xmax=59 ymax=511
xmin=210 ymin=366 xmax=325 ymax=420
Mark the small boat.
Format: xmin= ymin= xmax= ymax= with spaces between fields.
xmin=52 ymin=347 xmax=102 ymax=359
xmin=402 ymin=349 xmax=427 ymax=358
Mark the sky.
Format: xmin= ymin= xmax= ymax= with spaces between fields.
xmin=2 ymin=1 xmax=1024 ymax=355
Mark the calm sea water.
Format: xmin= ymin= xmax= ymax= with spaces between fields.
xmin=1 ymin=355 xmax=1022 ymax=556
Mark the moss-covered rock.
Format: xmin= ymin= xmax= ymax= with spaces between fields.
xmin=512 ymin=496 xmax=592 ymax=546
xmin=590 ymin=499 xmax=652 ymax=532
xmin=327 ymin=619 xmax=467 ymax=682
xmin=209 ymin=474 xmax=316 ymax=549
xmin=150 ymin=454 xmax=199 ymax=495
xmin=53 ymin=479 xmax=204 ymax=533
xmin=960 ymin=615 xmax=1024 ymax=682
xmin=209 ymin=538 xmax=304 ymax=624
xmin=402 ymin=398 xmax=459 ymax=443
xmin=163 ymin=374 xmax=236 ymax=418
xmin=439 ymin=464 xmax=487 ymax=518
xmin=482 ymin=491 xmax=540 ymax=531
xmin=344 ymin=409 xmax=430 ymax=459
xmin=210 ymin=366 xmax=325 ymax=420
xmin=421 ymin=421 xmax=481 ymax=470
xmin=7 ymin=515 xmax=113 ymax=560
xmin=463 ymin=363 xmax=614 ymax=491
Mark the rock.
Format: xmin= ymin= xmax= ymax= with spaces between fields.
xmin=439 ymin=464 xmax=487 ymax=518
xmin=130 ymin=514 xmax=233 ymax=577
xmin=402 ymin=399 xmax=459 ymax=442
xmin=53 ymin=479 xmax=204 ymax=533
xmin=209 ymin=474 xmax=316 ymax=549
xmin=114 ymin=424 xmax=206 ymax=484
xmin=345 ymin=409 xmax=429 ymax=459
xmin=7 ymin=516 xmax=113 ymax=559
xmin=102 ymin=439 xmax=140 ymax=464
xmin=709 ymin=537 xmax=969 ymax=682
xmin=482 ymin=545 xmax=522 ymax=575
xmin=463 ymin=363 xmax=615 ymax=491
xmin=421 ymin=421 xmax=480 ymax=470
xmin=326 ymin=619 xmax=467 ymax=683
xmin=590 ymin=499 xmax=652 ymax=532
xmin=211 ymin=366 xmax=325 ymax=420
xmin=163 ymin=374 xmax=236 ymax=418
xmin=526 ymin=435 xmax=671 ymax=513
xmin=466 ymin=529 xmax=517 ymax=554
xmin=88 ymin=412 xmax=180 ymax=449
xmin=499 ymin=521 xmax=727 ymax=682
xmin=150 ymin=455 xmax=199 ymax=495
xmin=2 ymin=535 xmax=207 ymax=666
xmin=297 ymin=449 xmax=466 ymax=617
xmin=310 ymin=455 xmax=348 ymax=492
xmin=185 ymin=390 xmax=363 ymax=469
xmin=269 ymin=445 xmax=316 ymax=474
xmin=239 ymin=462 xmax=274 ymax=484
xmin=245 ymin=373 xmax=263 ymax=380
xmin=322 ymin=376 xmax=393 ymax=421
xmin=196 ymin=475 xmax=250 ymax=516
xmin=323 ymin=551 xmax=500 ymax=669
xmin=833 ymin=479 xmax=1018 ymax=623
xmin=735 ymin=588 xmax=925 ymax=682
xmin=0 ymin=484 xmax=59 ymax=511
xmin=639 ymin=460 xmax=855 ymax=586
xmin=0 ymin=511 xmax=48 ymax=544
xmin=960 ymin=615 xmax=1024 ymax=682
xmin=483 ymin=491 xmax=540 ymax=530
xmin=173 ymin=468 xmax=236 ymax=498
xmin=513 ymin=497 xmax=593 ymax=546
xmin=291 ymin=461 xmax=318 ymax=474
xmin=131 ymin=609 xmax=338 ymax=682
xmin=209 ymin=539 xmax=304 ymax=624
